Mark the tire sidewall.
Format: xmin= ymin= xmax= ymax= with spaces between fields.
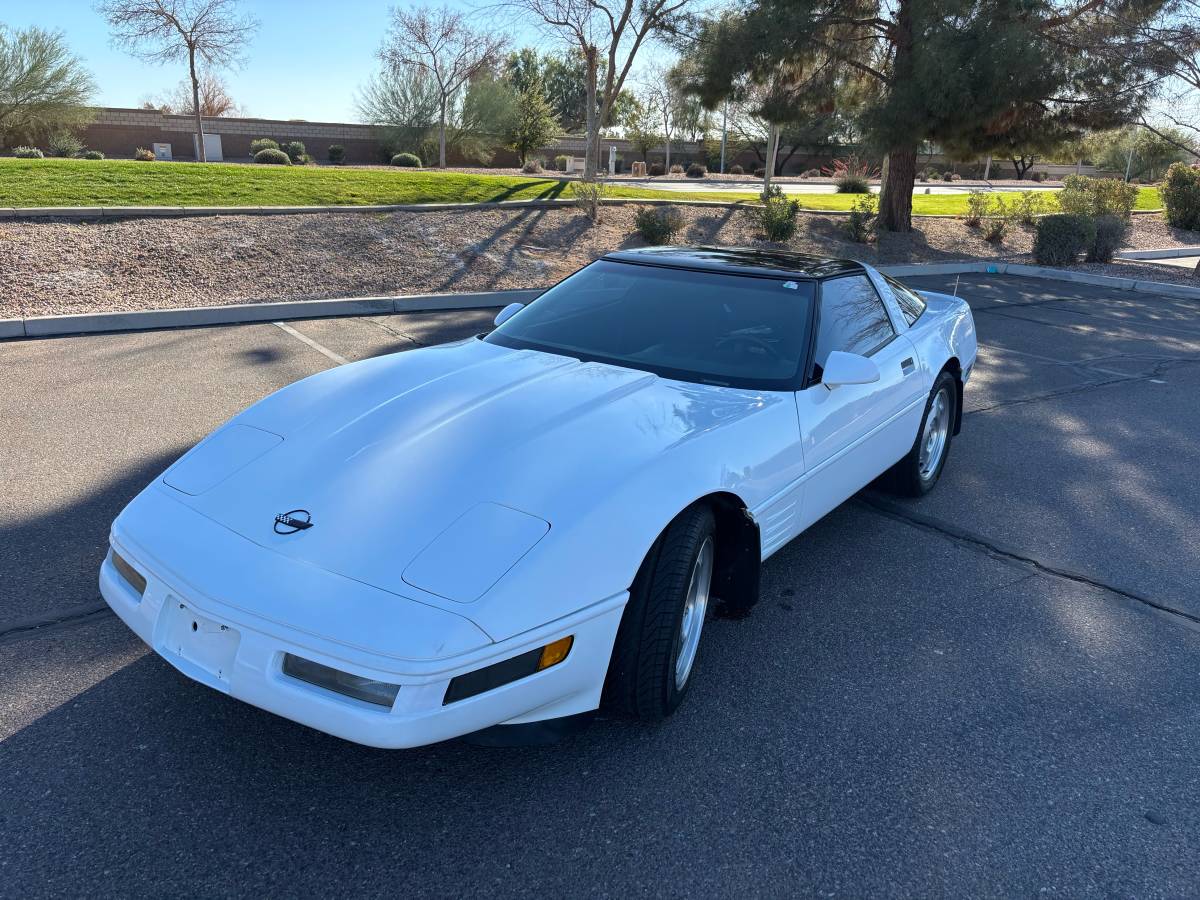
xmin=916 ymin=372 xmax=957 ymax=491
xmin=663 ymin=521 xmax=715 ymax=714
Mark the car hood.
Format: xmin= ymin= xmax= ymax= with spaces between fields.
xmin=158 ymin=337 xmax=776 ymax=615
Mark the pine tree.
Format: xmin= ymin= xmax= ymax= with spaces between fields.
xmin=683 ymin=0 xmax=1193 ymax=232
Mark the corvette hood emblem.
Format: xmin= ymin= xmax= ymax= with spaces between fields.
xmin=274 ymin=509 xmax=313 ymax=534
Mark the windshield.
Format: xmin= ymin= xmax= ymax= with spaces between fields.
xmin=485 ymin=260 xmax=815 ymax=389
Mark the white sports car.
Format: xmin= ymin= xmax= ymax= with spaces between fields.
xmin=101 ymin=247 xmax=976 ymax=748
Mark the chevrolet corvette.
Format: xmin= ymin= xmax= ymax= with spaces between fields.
xmin=100 ymin=247 xmax=977 ymax=748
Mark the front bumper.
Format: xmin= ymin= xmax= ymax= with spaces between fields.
xmin=100 ymin=541 xmax=625 ymax=749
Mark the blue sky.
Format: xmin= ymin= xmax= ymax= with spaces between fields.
xmin=5 ymin=0 xmax=574 ymax=122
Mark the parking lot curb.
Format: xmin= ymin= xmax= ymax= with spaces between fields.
xmin=1116 ymin=247 xmax=1200 ymax=260
xmin=15 ymin=289 xmax=544 ymax=339
xmin=5 ymin=265 xmax=1196 ymax=341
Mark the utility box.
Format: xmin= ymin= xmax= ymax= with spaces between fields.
xmin=192 ymin=133 xmax=223 ymax=161
xmin=152 ymin=143 xmax=173 ymax=161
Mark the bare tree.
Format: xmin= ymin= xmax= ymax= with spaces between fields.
xmin=0 ymin=25 xmax=96 ymax=148
xmin=145 ymin=71 xmax=242 ymax=117
xmin=502 ymin=0 xmax=690 ymax=180
xmin=378 ymin=6 xmax=507 ymax=168
xmin=98 ymin=0 xmax=257 ymax=162
xmin=642 ymin=62 xmax=686 ymax=172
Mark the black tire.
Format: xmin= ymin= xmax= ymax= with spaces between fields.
xmin=885 ymin=370 xmax=958 ymax=497
xmin=603 ymin=504 xmax=716 ymax=720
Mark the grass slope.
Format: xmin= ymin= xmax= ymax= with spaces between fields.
xmin=0 ymin=157 xmax=1163 ymax=213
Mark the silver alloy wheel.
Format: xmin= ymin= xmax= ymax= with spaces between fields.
xmin=675 ymin=535 xmax=714 ymax=689
xmin=918 ymin=386 xmax=951 ymax=481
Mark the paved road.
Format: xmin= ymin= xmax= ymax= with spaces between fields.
xmin=2 ymin=276 xmax=1199 ymax=897
xmin=622 ymin=180 xmax=1060 ymax=195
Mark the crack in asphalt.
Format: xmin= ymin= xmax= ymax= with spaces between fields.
xmin=364 ymin=317 xmax=426 ymax=348
xmin=965 ymin=356 xmax=1200 ymax=415
xmin=0 ymin=602 xmax=111 ymax=644
xmin=857 ymin=493 xmax=1200 ymax=630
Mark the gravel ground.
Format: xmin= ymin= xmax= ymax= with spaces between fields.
xmin=1 ymin=206 xmax=1196 ymax=318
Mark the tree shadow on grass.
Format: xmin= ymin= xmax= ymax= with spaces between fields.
xmin=480 ymin=179 xmax=568 ymax=204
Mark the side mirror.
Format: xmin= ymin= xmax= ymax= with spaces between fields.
xmin=821 ymin=351 xmax=880 ymax=389
xmin=493 ymin=302 xmax=524 ymax=327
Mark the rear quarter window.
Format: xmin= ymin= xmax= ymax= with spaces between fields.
xmin=884 ymin=275 xmax=927 ymax=326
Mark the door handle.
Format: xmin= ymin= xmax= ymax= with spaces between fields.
xmin=901 ymin=357 xmax=916 ymax=375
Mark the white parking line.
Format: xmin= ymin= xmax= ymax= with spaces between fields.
xmin=272 ymin=321 xmax=349 ymax=366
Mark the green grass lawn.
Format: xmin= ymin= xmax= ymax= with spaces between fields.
xmin=0 ymin=157 xmax=1163 ymax=213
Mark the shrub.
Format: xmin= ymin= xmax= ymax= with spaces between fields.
xmin=391 ymin=152 xmax=422 ymax=167
xmin=328 ymin=144 xmax=345 ymax=164
xmin=250 ymin=138 xmax=279 ymax=155
xmin=1011 ymin=190 xmax=1051 ymax=226
xmin=522 ymin=158 xmax=543 ymax=174
xmin=634 ymin=205 xmax=685 ymax=245
xmin=835 ymin=172 xmax=870 ymax=193
xmin=555 ymin=154 xmax=569 ymax=172
xmin=965 ymin=191 xmax=989 ymax=228
xmin=648 ymin=162 xmax=665 ymax=176
xmin=1034 ymin=214 xmax=1097 ymax=266
xmin=81 ymin=149 xmax=105 ymax=160
xmin=1161 ymin=162 xmax=1200 ymax=231
xmin=746 ymin=185 xmax=800 ymax=242
xmin=686 ymin=162 xmax=706 ymax=178
xmin=254 ymin=147 xmax=291 ymax=165
xmin=669 ymin=163 xmax=684 ymax=174
xmin=13 ymin=146 xmax=43 ymax=158
xmin=282 ymin=141 xmax=306 ymax=163
xmin=753 ymin=166 xmax=766 ymax=178
xmin=982 ymin=214 xmax=1008 ymax=243
xmin=1030 ymin=170 xmax=1047 ymax=183
xmin=1087 ymin=215 xmax=1127 ymax=262
xmin=943 ymin=171 xmax=955 ymax=181
xmin=133 ymin=147 xmax=155 ymax=161
xmin=846 ymin=193 xmax=877 ymax=243
xmin=47 ymin=131 xmax=84 ymax=158
xmin=574 ymin=179 xmax=606 ymax=223
xmin=1058 ymin=175 xmax=1137 ymax=220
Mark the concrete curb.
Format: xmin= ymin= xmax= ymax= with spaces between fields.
xmin=13 ymin=289 xmax=543 ymax=339
xmin=1116 ymin=247 xmax=1200 ymax=260
xmin=5 ymin=263 xmax=1197 ymax=341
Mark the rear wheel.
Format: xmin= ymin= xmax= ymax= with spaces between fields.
xmin=603 ymin=504 xmax=716 ymax=720
xmin=886 ymin=370 xmax=957 ymax=497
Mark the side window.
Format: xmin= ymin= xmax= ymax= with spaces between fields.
xmin=884 ymin=275 xmax=927 ymax=326
xmin=812 ymin=275 xmax=895 ymax=377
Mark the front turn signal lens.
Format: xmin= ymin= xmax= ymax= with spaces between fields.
xmin=443 ymin=635 xmax=576 ymax=705
xmin=538 ymin=636 xmax=573 ymax=670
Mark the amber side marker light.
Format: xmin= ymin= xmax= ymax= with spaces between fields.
xmin=111 ymin=550 xmax=147 ymax=597
xmin=444 ymin=636 xmax=574 ymax=705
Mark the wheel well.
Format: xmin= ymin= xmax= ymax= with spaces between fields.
xmin=942 ymin=357 xmax=964 ymax=435
xmin=700 ymin=492 xmax=761 ymax=618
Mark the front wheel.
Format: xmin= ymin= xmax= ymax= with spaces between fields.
xmin=886 ymin=371 xmax=957 ymax=497
xmin=603 ymin=504 xmax=716 ymax=720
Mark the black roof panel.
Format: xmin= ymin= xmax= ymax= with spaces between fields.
xmin=602 ymin=246 xmax=866 ymax=279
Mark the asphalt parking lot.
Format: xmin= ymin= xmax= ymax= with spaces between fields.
xmin=3 ymin=273 xmax=1199 ymax=897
